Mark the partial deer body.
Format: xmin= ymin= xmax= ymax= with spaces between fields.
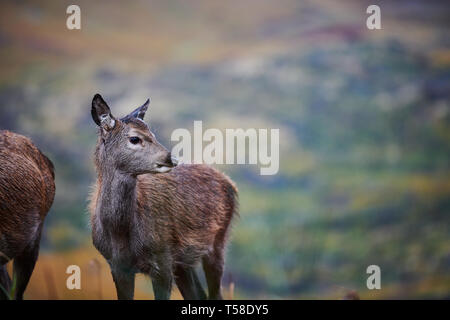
xmin=0 ymin=130 xmax=55 ymax=299
xmin=89 ymin=94 xmax=238 ymax=300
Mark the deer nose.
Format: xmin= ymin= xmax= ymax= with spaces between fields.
xmin=170 ymin=154 xmax=179 ymax=167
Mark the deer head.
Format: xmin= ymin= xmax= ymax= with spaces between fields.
xmin=91 ymin=94 xmax=177 ymax=175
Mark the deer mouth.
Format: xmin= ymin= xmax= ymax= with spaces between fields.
xmin=153 ymin=155 xmax=178 ymax=173
xmin=154 ymin=163 xmax=173 ymax=173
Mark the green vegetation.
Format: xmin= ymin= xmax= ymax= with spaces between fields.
xmin=0 ymin=0 xmax=449 ymax=299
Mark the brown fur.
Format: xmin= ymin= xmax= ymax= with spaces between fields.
xmin=89 ymin=162 xmax=238 ymax=269
xmin=0 ymin=130 xmax=55 ymax=299
xmin=89 ymin=95 xmax=238 ymax=300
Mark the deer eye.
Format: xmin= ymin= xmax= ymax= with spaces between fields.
xmin=129 ymin=137 xmax=141 ymax=144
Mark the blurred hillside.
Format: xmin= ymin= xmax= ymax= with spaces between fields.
xmin=0 ymin=0 xmax=450 ymax=299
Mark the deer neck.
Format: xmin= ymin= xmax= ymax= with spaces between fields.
xmin=97 ymin=169 xmax=137 ymax=231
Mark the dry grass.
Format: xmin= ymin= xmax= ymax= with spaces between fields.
xmin=6 ymin=245 xmax=173 ymax=300
xmin=5 ymin=244 xmax=236 ymax=300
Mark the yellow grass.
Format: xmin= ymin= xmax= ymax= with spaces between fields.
xmin=5 ymin=244 xmax=236 ymax=300
xmin=6 ymin=245 xmax=178 ymax=300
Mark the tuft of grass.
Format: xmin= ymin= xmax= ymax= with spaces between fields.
xmin=0 ymin=274 xmax=17 ymax=300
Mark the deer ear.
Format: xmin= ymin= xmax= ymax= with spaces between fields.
xmin=91 ymin=94 xmax=115 ymax=131
xmin=128 ymin=98 xmax=150 ymax=121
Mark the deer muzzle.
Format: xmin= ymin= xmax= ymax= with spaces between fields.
xmin=154 ymin=153 xmax=178 ymax=173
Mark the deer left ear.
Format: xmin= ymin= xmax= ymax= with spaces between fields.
xmin=92 ymin=94 xmax=116 ymax=131
xmin=129 ymin=98 xmax=150 ymax=121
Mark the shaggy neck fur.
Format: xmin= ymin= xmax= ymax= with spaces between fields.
xmin=97 ymin=165 xmax=137 ymax=234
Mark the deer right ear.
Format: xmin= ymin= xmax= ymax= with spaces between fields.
xmin=91 ymin=94 xmax=115 ymax=131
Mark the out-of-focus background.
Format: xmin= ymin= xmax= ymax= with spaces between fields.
xmin=0 ymin=0 xmax=449 ymax=299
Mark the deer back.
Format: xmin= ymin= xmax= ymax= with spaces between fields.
xmin=0 ymin=130 xmax=55 ymax=222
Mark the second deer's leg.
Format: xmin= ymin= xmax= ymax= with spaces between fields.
xmin=13 ymin=225 xmax=42 ymax=300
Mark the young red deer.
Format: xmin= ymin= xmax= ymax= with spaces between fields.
xmin=89 ymin=94 xmax=238 ymax=300
xmin=0 ymin=130 xmax=55 ymax=300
